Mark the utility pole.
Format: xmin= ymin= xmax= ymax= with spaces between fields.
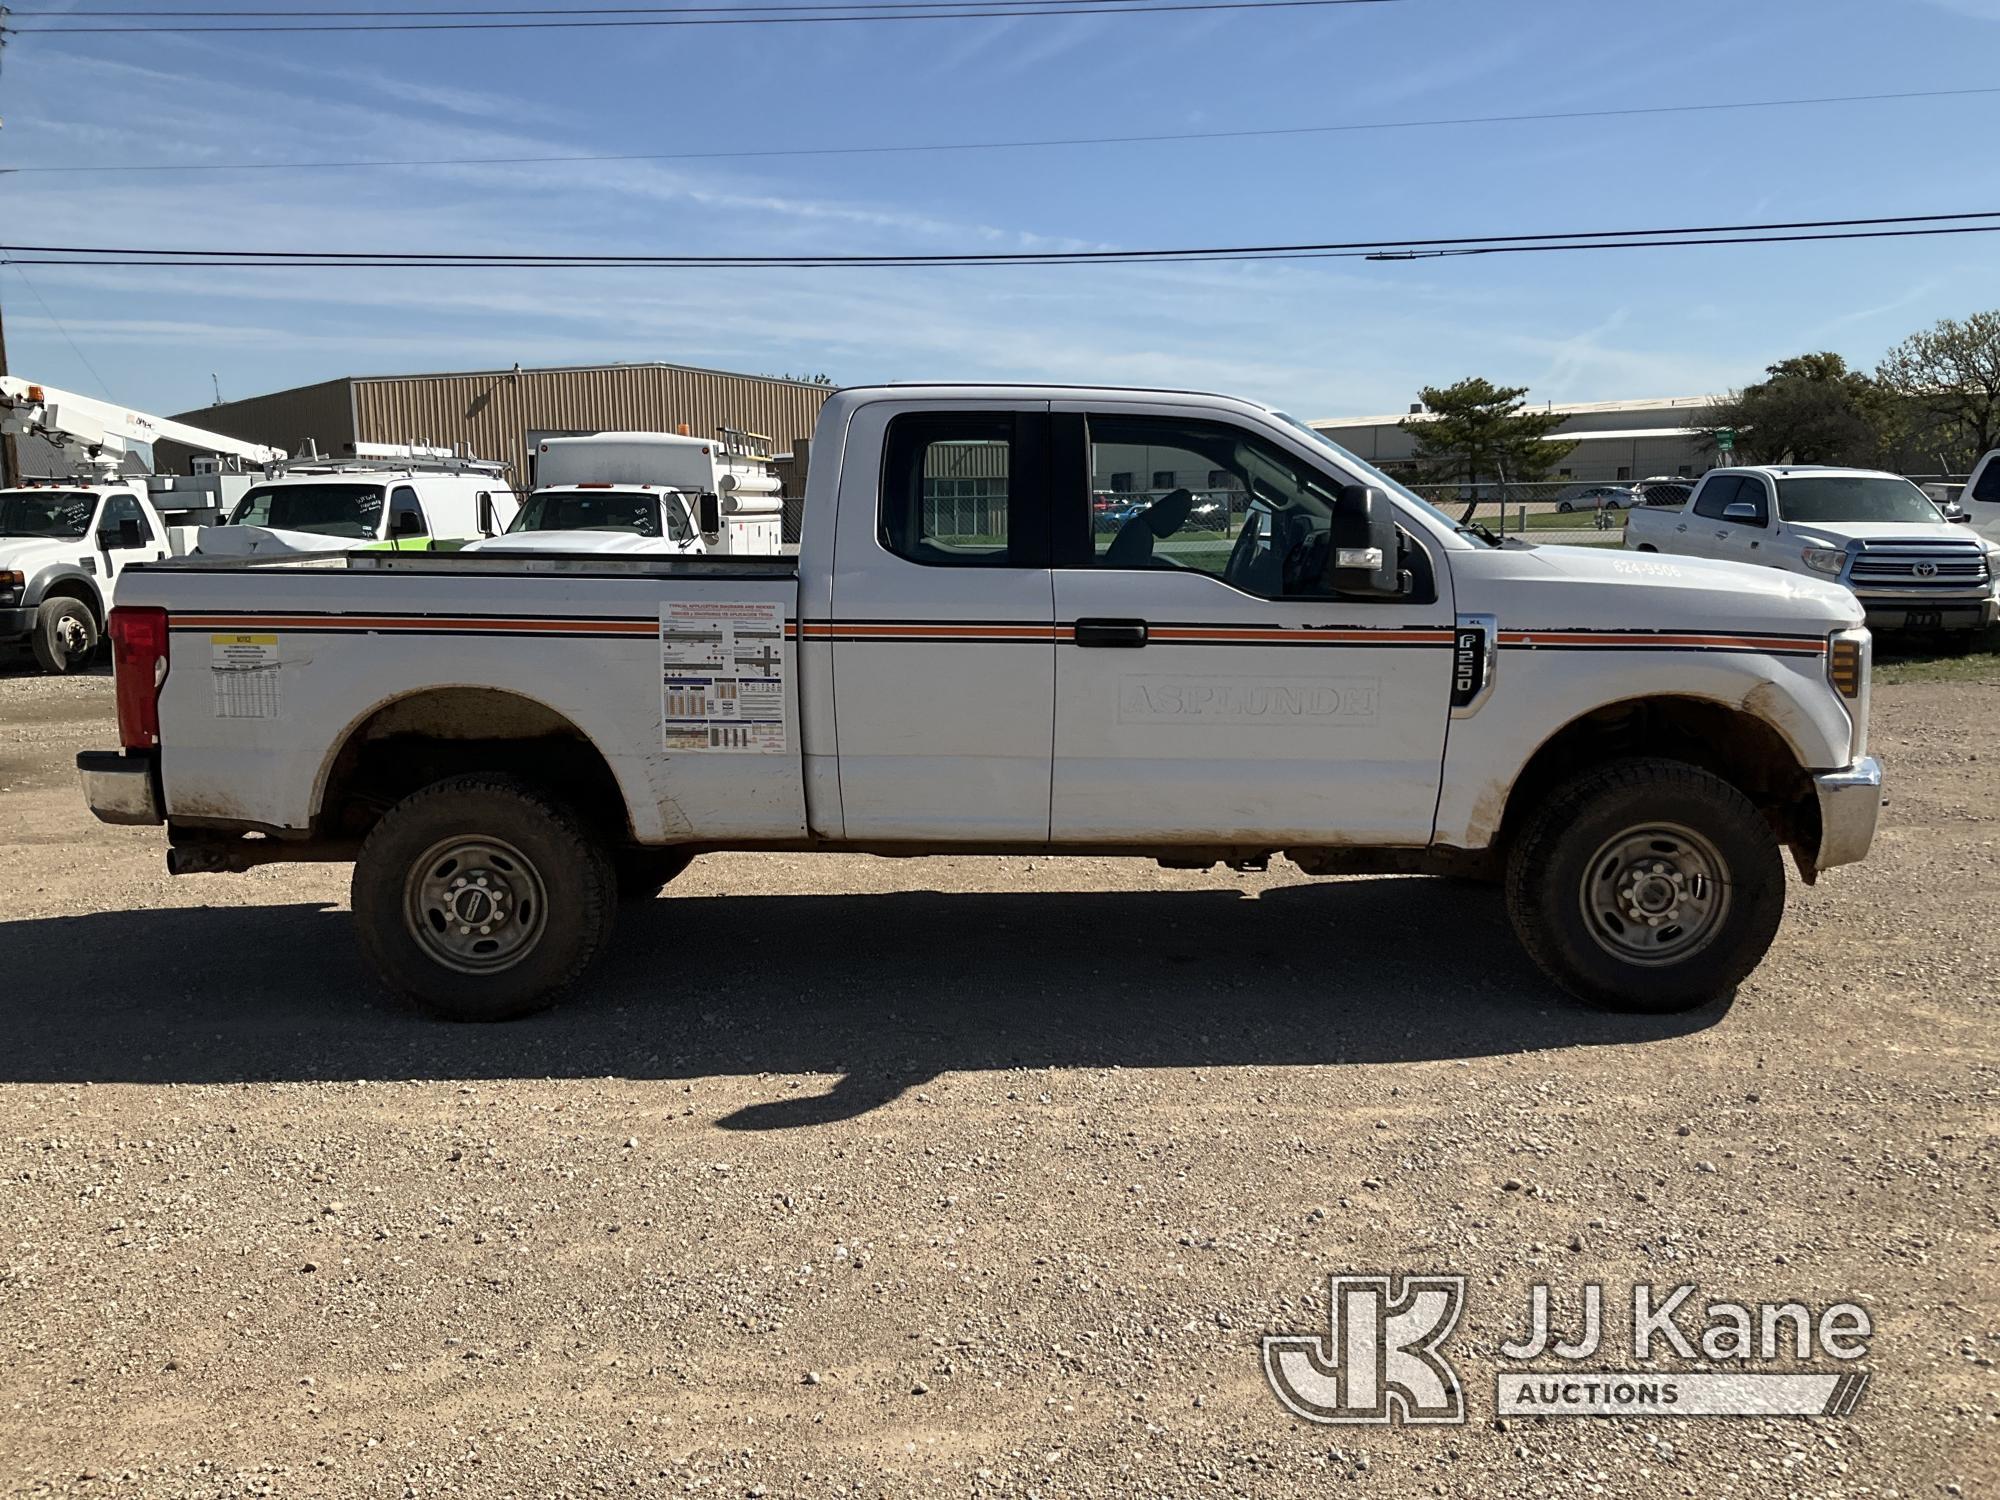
xmin=0 ymin=294 xmax=20 ymax=488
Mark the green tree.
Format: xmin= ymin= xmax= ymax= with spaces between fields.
xmin=1400 ymin=378 xmax=1576 ymax=488
xmin=1698 ymin=353 xmax=1893 ymax=466
xmin=1875 ymin=310 xmax=2000 ymax=469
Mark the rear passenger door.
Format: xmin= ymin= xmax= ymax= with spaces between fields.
xmin=826 ymin=401 xmax=1056 ymax=841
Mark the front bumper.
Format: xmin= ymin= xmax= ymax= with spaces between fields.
xmin=1812 ymin=756 xmax=1884 ymax=873
xmin=0 ymin=604 xmax=37 ymax=637
xmin=1852 ymin=593 xmax=1996 ymax=632
xmin=77 ymin=749 xmax=165 ymax=826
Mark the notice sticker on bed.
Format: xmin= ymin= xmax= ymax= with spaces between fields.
xmin=210 ymin=633 xmax=282 ymax=720
xmin=659 ymin=601 xmax=786 ymax=752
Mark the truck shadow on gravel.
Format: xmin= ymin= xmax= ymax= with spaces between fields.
xmin=0 ymin=880 xmax=1731 ymax=1124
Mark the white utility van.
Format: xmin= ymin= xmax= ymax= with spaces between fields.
xmin=198 ymin=447 xmax=519 ymax=558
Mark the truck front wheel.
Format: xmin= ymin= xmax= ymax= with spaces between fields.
xmin=1504 ymin=758 xmax=1785 ymax=1013
xmin=31 ymin=598 xmax=98 ymax=674
xmin=352 ymin=773 xmax=616 ymax=1021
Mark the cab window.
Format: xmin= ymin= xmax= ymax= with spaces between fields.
xmin=1692 ymin=476 xmax=1743 ymax=520
xmin=388 ymin=485 xmax=428 ymax=538
xmin=1076 ymin=413 xmax=1414 ymax=601
xmin=96 ymin=494 xmax=154 ymax=545
xmin=881 ymin=412 xmax=1047 ymax=568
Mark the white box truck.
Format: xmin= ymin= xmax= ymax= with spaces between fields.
xmin=472 ymin=431 xmax=785 ymax=557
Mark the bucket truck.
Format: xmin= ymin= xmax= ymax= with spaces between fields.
xmin=0 ymin=378 xmax=286 ymax=672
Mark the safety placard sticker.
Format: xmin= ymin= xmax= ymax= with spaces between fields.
xmin=659 ymin=601 xmax=786 ymax=753
xmin=210 ymin=633 xmax=281 ymax=719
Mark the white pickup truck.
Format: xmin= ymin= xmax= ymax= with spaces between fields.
xmin=79 ymin=385 xmax=1884 ymax=1021
xmin=1625 ymin=464 xmax=2000 ymax=635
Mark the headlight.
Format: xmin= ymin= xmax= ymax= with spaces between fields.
xmin=0 ymin=569 xmax=23 ymax=591
xmin=1801 ymin=547 xmax=1846 ymax=576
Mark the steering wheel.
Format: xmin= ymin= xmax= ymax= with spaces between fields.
xmin=1221 ymin=508 xmax=1263 ymax=587
xmin=1278 ymin=514 xmax=1326 ymax=595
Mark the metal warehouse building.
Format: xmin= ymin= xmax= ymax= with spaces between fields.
xmin=1311 ymin=395 xmax=1721 ymax=485
xmin=160 ymin=361 xmax=835 ymax=488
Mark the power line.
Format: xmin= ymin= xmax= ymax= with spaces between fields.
xmin=13 ymin=0 xmax=1219 ymax=11
xmin=5 ymin=211 xmax=1997 ymax=268
xmin=4 ymin=84 xmax=1993 ymax=177
xmin=5 ymin=0 xmax=1395 ymax=29
xmin=7 ymin=266 xmax=117 ymax=399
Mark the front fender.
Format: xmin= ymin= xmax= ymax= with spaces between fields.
xmin=24 ymin=563 xmax=107 ymax=616
xmin=1434 ymin=647 xmax=1850 ymax=851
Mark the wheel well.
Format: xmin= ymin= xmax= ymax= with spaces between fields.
xmin=316 ymin=688 xmax=630 ymax=845
xmin=1497 ymin=697 xmax=1818 ymax=865
xmin=39 ymin=577 xmax=104 ymax=628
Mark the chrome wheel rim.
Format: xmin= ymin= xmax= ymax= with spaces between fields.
xmin=54 ymin=612 xmax=89 ymax=659
xmin=1578 ymin=822 xmax=1730 ymax=966
xmin=404 ymin=835 xmax=549 ymax=974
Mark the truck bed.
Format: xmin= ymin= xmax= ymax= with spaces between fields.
xmin=130 ymin=549 xmax=800 ymax=581
xmin=113 ymin=547 xmax=810 ymax=847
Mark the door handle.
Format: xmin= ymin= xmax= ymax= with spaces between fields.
xmin=1715 ymin=530 xmax=1730 ymax=539
xmin=1675 ymin=523 xmax=1688 ymax=532
xmin=1073 ymin=618 xmax=1148 ymax=648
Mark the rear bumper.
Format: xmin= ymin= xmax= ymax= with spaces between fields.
xmin=77 ymin=749 xmax=165 ymax=826
xmin=0 ymin=605 xmax=37 ymax=636
xmin=1812 ymin=756 xmax=1884 ymax=873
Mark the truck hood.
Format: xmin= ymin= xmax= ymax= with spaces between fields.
xmin=196 ymin=524 xmax=358 ymax=557
xmin=0 ymin=536 xmax=83 ymax=573
xmin=462 ymin=530 xmax=697 ymax=555
xmin=1783 ymin=520 xmax=1971 ymax=548
xmin=1471 ymin=542 xmax=1863 ymax=631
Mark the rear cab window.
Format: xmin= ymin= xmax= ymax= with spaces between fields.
xmin=880 ymin=412 xmax=1048 ymax=568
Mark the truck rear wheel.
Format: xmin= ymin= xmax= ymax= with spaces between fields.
xmin=352 ymin=773 xmax=616 ymax=1021
xmin=1504 ymin=758 xmax=1785 ymax=1013
xmin=31 ymin=598 xmax=98 ymax=674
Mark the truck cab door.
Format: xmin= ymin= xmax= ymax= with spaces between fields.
xmin=1047 ymin=403 xmax=1455 ymax=846
xmin=1682 ymin=476 xmax=1745 ymax=559
xmin=1715 ymin=474 xmax=1773 ymax=561
xmin=92 ymin=492 xmax=166 ymax=583
xmin=824 ymin=401 xmax=1056 ymax=841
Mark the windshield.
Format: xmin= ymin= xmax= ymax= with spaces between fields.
xmin=1269 ymin=412 xmax=1489 ymax=544
xmin=229 ymin=483 xmax=385 ymax=539
xmin=0 ymin=491 xmax=96 ymax=539
xmin=512 ymin=489 xmax=688 ymax=541
xmin=1779 ymin=475 xmax=1943 ymax=526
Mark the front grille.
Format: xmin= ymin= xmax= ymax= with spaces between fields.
xmin=1846 ymin=540 xmax=1991 ymax=591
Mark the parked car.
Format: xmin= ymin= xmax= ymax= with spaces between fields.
xmin=81 ymin=383 xmax=1882 ymax=1021
xmin=1630 ymin=477 xmax=1695 ymax=508
xmin=1555 ymin=485 xmax=1636 ymax=513
xmin=1625 ymin=464 xmax=2000 ymax=634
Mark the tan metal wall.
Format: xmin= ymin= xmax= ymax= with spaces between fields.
xmin=351 ymin=365 xmax=833 ymax=485
xmin=161 ymin=378 xmax=355 ymax=474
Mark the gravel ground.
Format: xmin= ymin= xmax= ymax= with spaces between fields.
xmin=0 ymin=654 xmax=1994 ymax=1499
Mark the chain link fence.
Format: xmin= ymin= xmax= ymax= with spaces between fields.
xmin=1401 ymin=479 xmax=1702 ymax=546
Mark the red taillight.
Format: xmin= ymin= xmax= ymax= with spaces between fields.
xmin=110 ymin=606 xmax=170 ymax=751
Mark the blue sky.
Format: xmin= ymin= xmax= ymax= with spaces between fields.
xmin=0 ymin=0 xmax=1995 ymax=420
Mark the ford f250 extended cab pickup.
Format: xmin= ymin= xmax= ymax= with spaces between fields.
xmin=1625 ymin=465 xmax=2000 ymax=635
xmin=79 ymin=385 xmax=1885 ymax=1021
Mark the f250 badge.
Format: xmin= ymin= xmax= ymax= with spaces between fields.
xmin=1450 ymin=627 xmax=1487 ymax=708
